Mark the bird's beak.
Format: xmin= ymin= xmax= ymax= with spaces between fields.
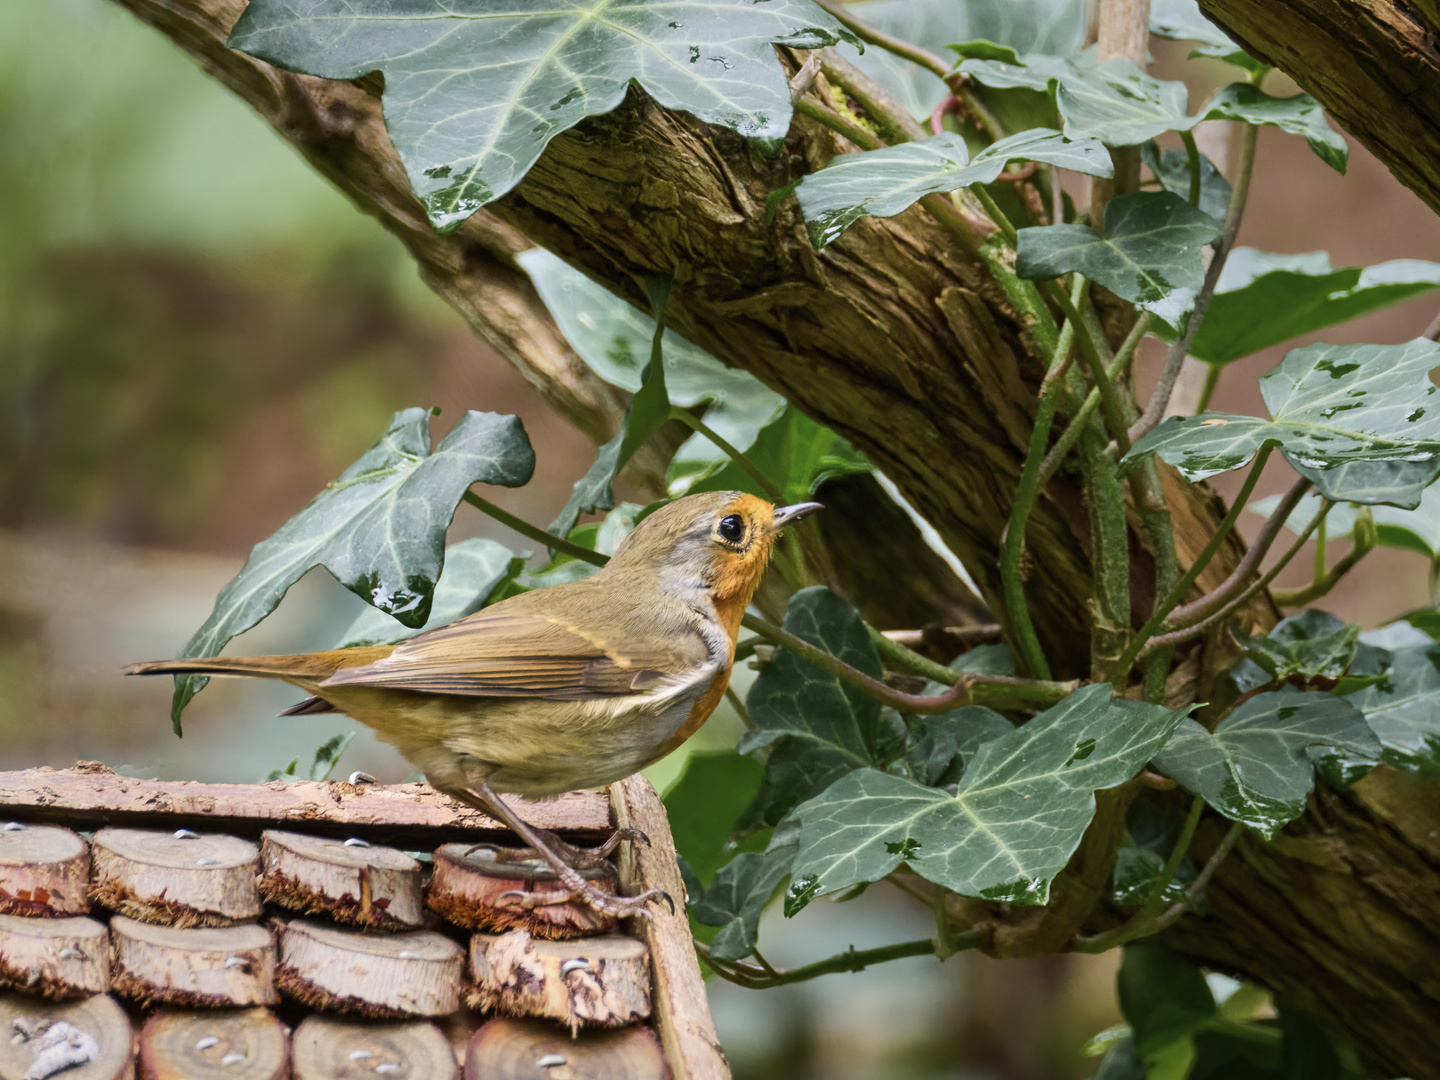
xmin=770 ymin=502 xmax=823 ymax=531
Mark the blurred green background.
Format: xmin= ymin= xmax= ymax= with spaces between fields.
xmin=3 ymin=2 xmax=1439 ymax=1076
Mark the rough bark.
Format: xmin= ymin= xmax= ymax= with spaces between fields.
xmin=1199 ymin=0 xmax=1440 ymax=217
xmin=90 ymin=828 xmax=261 ymax=928
xmin=259 ymin=829 xmax=424 ymax=931
xmin=466 ymin=930 xmax=651 ymax=1032
xmin=428 ymin=843 xmax=620 ymax=939
xmin=109 ymin=915 xmax=278 ymax=1009
xmin=0 ymin=914 xmax=109 ymax=999
xmin=0 ymin=824 xmax=91 ymax=918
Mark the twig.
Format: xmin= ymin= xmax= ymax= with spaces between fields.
xmin=464 ymin=492 xmax=606 ymax=567
xmin=1179 ymin=130 xmax=1203 ymax=207
xmin=812 ymin=0 xmax=951 ymax=79
xmin=698 ymin=933 xmax=973 ymax=989
xmin=1195 ymin=362 xmax=1223 ymax=413
xmin=869 ymin=626 xmax=961 ymax=685
xmin=1425 ymin=308 xmax=1440 ymax=342
xmin=669 ymin=407 xmax=782 ymax=502
xmin=724 ymin=685 xmax=754 ymax=729
xmin=818 ymin=50 xmax=927 ymax=143
xmin=930 ymin=95 xmax=959 ymax=136
xmin=1106 ymin=447 xmax=1274 ymax=680
xmin=880 ymin=625 xmax=1005 ymax=649
xmin=1271 ymin=507 xmax=1377 ymax=606
xmin=1128 ymin=119 xmax=1259 ymax=443
xmin=792 ymin=94 xmax=883 ymax=151
xmin=1041 ymin=280 xmax=1132 ymax=453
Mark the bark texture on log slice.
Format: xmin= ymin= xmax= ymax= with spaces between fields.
xmin=138 ymin=1008 xmax=288 ymax=1080
xmin=428 ymin=844 xmax=617 ymax=939
xmin=109 ymin=915 xmax=277 ymax=1009
xmin=0 ymin=824 xmax=90 ymax=918
xmin=261 ymin=830 xmax=422 ymax=931
xmin=463 ymin=1018 xmax=669 ymax=1080
xmin=0 ymin=915 xmax=108 ymax=999
xmin=291 ymin=1015 xmax=457 ymax=1080
xmin=276 ymin=919 xmax=462 ymax=1019
xmin=90 ymin=829 xmax=260 ymax=928
xmin=467 ymin=931 xmax=650 ymax=1033
xmin=0 ymin=992 xmax=134 ymax=1080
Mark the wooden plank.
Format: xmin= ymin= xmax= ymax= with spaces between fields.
xmin=0 ymin=765 xmax=612 ymax=848
xmin=610 ymin=774 xmax=729 ymax=1080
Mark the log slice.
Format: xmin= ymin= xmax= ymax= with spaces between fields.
xmin=428 ymin=844 xmax=617 ymax=939
xmin=0 ymin=915 xmax=108 ymax=999
xmin=109 ymin=916 xmax=277 ymax=1008
xmin=91 ymin=829 xmax=260 ymax=928
xmin=291 ymin=1014 xmax=457 ymax=1079
xmin=261 ymin=830 xmax=423 ymax=931
xmin=463 ymin=1018 xmax=669 ymax=1080
xmin=467 ymin=931 xmax=650 ymax=1032
xmin=0 ymin=824 xmax=90 ymax=918
xmin=276 ymin=919 xmax=462 ymax=1019
xmin=0 ymin=992 xmax=133 ymax=1080
xmin=137 ymin=1008 xmax=289 ymax=1080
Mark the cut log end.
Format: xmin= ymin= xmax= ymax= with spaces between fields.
xmin=138 ymin=1008 xmax=288 ymax=1080
xmin=0 ymin=914 xmax=108 ymax=1000
xmin=276 ymin=919 xmax=463 ymax=1019
xmin=463 ymin=1017 xmax=669 ymax=1080
xmin=0 ymin=992 xmax=135 ymax=1080
xmin=291 ymin=1015 xmax=458 ymax=1080
xmin=466 ymin=930 xmax=650 ymax=1033
xmin=90 ymin=829 xmax=260 ymax=928
xmin=428 ymin=844 xmax=618 ymax=939
xmin=0 ymin=823 xmax=91 ymax=918
xmin=260 ymin=829 xmax=423 ymax=931
xmin=108 ymin=916 xmax=276 ymax=1009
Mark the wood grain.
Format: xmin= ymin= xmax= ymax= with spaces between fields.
xmin=0 ymin=824 xmax=91 ymax=918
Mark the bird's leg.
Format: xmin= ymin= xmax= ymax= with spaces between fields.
xmin=530 ymin=826 xmax=651 ymax=863
xmin=455 ymin=776 xmax=665 ymax=921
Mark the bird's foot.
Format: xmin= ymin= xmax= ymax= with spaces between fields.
xmin=497 ymin=879 xmax=672 ymax=921
xmin=517 ymin=826 xmax=649 ymax=867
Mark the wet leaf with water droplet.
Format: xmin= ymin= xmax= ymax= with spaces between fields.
xmin=787 ymin=684 xmax=1189 ymax=908
xmin=1152 ymin=687 xmax=1379 ymax=839
xmin=171 ymin=409 xmax=535 ymax=733
xmin=1349 ymin=644 xmax=1440 ymax=775
xmin=1124 ymin=340 xmax=1440 ymax=508
xmin=691 ymin=842 xmax=796 ymax=960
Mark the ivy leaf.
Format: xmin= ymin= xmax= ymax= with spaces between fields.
xmin=1349 ymin=644 xmax=1440 ymax=774
xmin=171 ymin=408 xmax=534 ymax=732
xmin=1119 ymin=941 xmax=1216 ymax=1058
xmin=1227 ymin=610 xmax=1391 ymax=698
xmin=739 ymin=588 xmax=905 ymax=829
xmin=1016 ymin=192 xmax=1222 ymax=327
xmin=517 ymin=250 xmax=785 ymax=493
xmin=550 ymin=280 xmax=674 ymax=538
xmin=906 ymin=706 xmax=1014 ymax=788
xmin=1123 ymin=340 xmax=1440 ymax=508
xmin=307 ymin=731 xmax=357 ymax=783
xmin=1141 ymin=140 xmax=1233 ymax=223
xmin=1183 ymin=249 xmax=1440 ymax=366
xmin=1111 ymin=799 xmax=1196 ymax=907
xmin=1199 ymin=84 xmax=1347 ymax=173
xmin=229 ymin=0 xmax=857 ymax=232
xmin=787 ymin=684 xmax=1189 ymax=909
xmin=1149 ymin=0 xmax=1265 ymax=74
xmin=335 ymin=538 xmax=520 ymax=648
xmin=1152 ymin=688 xmax=1380 ymax=840
xmin=796 ymin=128 xmax=1112 ymax=248
xmin=687 ymin=406 xmax=871 ymax=505
xmin=691 ymin=841 xmax=796 ymax=961
xmin=663 ymin=751 xmax=766 ymax=888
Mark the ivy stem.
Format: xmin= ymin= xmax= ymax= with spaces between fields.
xmin=818 ymin=51 xmax=927 ymax=143
xmin=1139 ymin=498 xmax=1333 ymax=657
xmin=1129 ymin=119 xmax=1259 ymax=443
xmin=1041 ymin=280 xmax=1132 ymax=454
xmin=1179 ymin=130 xmax=1203 ymax=207
xmin=998 ymin=274 xmax=1085 ymax=680
xmin=811 ymin=1 xmax=950 ymax=78
xmin=698 ymin=932 xmax=980 ymax=989
xmin=971 ymin=184 xmax=1017 ymax=245
xmin=868 ymin=626 xmax=960 ymax=686
xmin=1272 ymin=507 xmax=1377 ymax=607
xmin=1072 ymin=794 xmax=1205 ymax=953
xmin=1106 ymin=447 xmax=1274 ymax=681
xmin=724 ymin=685 xmax=754 ymax=729
xmin=668 ymin=407 xmax=783 ymax=502
xmin=1195 ymin=362 xmax=1223 ymax=413
xmin=1038 ymin=312 xmax=1152 ymax=489
xmin=464 ymin=491 xmax=607 ymax=567
xmin=1141 ymin=821 xmax=1246 ymax=938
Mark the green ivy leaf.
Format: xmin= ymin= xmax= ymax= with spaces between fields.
xmin=335 ymin=538 xmax=520 ymax=648
xmin=1200 ymin=84 xmax=1347 ymax=173
xmin=1149 ymin=0 xmax=1266 ymax=74
xmin=171 ymin=408 xmax=535 ymax=732
xmin=1016 ymin=191 xmax=1222 ymax=327
xmin=663 ymin=751 xmax=766 ymax=887
xmin=739 ymin=588 xmax=904 ymax=829
xmin=308 ymin=731 xmax=357 ymax=783
xmin=1119 ymin=941 xmax=1216 ymax=1058
xmin=1141 ymin=140 xmax=1232 ymax=223
xmin=1111 ymin=799 xmax=1196 ymax=907
xmin=906 ymin=705 xmax=1014 ymax=787
xmin=687 ymin=406 xmax=871 ymax=506
xmin=517 ymin=250 xmax=785 ymax=493
xmin=1124 ymin=340 xmax=1440 ymax=508
xmin=229 ymin=0 xmax=857 ymax=232
xmin=1349 ymin=644 xmax=1440 ymax=774
xmin=1152 ymin=688 xmax=1380 ymax=839
xmin=1227 ymin=610 xmax=1391 ymax=698
xmin=691 ymin=840 xmax=796 ymax=961
xmin=1183 ymin=249 xmax=1440 ymax=365
xmin=796 ymin=128 xmax=1112 ymax=248
xmin=787 ymin=684 xmax=1189 ymax=909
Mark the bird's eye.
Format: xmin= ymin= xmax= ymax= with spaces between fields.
xmin=717 ymin=514 xmax=746 ymax=544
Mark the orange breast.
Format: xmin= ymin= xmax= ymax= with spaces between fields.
xmin=656 ymin=668 xmax=732 ymax=759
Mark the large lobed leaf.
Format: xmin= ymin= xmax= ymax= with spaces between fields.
xmin=739 ymin=588 xmax=905 ymax=829
xmin=1124 ymin=340 xmax=1440 ymax=508
xmin=1149 ymin=0 xmax=1260 ymax=72
xmin=686 ymin=406 xmax=871 ymax=506
xmin=1227 ymin=610 xmax=1391 ymax=698
xmin=1152 ymin=688 xmax=1379 ymax=840
xmin=787 ymin=684 xmax=1189 ymax=909
xmin=1251 ymin=484 xmax=1440 ymax=561
xmin=691 ymin=835 xmax=797 ymax=961
xmin=796 ymin=128 xmax=1111 ymax=248
xmin=229 ymin=0 xmax=857 ymax=232
xmin=1141 ymin=140 xmax=1232 ymax=224
xmin=171 ymin=408 xmax=534 ymax=731
xmin=518 ymin=249 xmax=785 ymax=492
xmin=1349 ymin=644 xmax=1440 ymax=774
xmin=1186 ymin=249 xmax=1440 ymax=366
xmin=1017 ymin=191 xmax=1221 ymax=327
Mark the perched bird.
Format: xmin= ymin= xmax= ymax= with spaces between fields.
xmin=125 ymin=492 xmax=821 ymax=917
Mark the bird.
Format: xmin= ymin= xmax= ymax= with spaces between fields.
xmin=125 ymin=491 xmax=821 ymax=918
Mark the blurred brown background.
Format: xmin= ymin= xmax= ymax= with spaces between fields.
xmin=0 ymin=5 xmax=1435 ymax=1077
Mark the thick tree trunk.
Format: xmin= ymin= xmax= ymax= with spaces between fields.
xmin=1199 ymin=0 xmax=1440 ymax=218
xmin=99 ymin=1 xmax=1440 ymax=1073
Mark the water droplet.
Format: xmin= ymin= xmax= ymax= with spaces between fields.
xmin=785 ymin=875 xmax=820 ymax=917
xmin=1405 ymin=452 xmax=1434 ymax=462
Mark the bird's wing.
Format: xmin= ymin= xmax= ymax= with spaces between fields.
xmin=319 ymin=609 xmax=705 ymax=701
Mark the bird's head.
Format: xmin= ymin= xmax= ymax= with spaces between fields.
xmin=606 ymin=491 xmax=821 ymax=607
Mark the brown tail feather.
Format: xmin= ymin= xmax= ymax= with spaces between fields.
xmin=122 ymin=647 xmax=391 ymax=682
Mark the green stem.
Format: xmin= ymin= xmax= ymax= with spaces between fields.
xmin=1042 ymin=281 xmax=1132 ymax=453
xmin=812 ymin=1 xmax=951 ymax=79
xmin=818 ymin=52 xmax=927 ymax=144
xmin=698 ymin=934 xmax=969 ymax=989
xmin=1107 ymin=447 xmax=1273 ymax=682
xmin=1314 ymin=514 xmax=1328 ymax=582
xmin=997 ymin=274 xmax=1084 ymax=680
xmin=464 ymin=492 xmax=607 ymax=567
xmin=792 ymin=94 xmax=884 ymax=151
xmin=1272 ymin=508 xmax=1376 ymax=607
xmin=1179 ymin=130 xmax=1203 ymax=207
xmin=725 ymin=685 xmax=754 ymax=729
xmin=1196 ymin=362 xmax=1222 ymax=413
xmin=971 ymin=183 xmax=1018 ymax=245
xmin=868 ymin=626 xmax=960 ymax=686
xmin=668 ymin=407 xmax=782 ymax=502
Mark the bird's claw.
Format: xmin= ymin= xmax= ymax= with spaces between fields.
xmin=495 ymin=883 xmax=666 ymax=921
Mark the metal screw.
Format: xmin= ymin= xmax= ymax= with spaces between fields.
xmin=221 ymin=1052 xmax=246 ymax=1065
xmin=343 ymin=837 xmax=371 ymax=848
xmin=57 ymin=948 xmax=85 ymax=960
xmin=195 ymin=1036 xmax=220 ymax=1050
xmin=348 ymin=1049 xmax=374 ymax=1061
xmin=173 ymin=829 xmax=200 ymax=840
xmin=224 ymin=956 xmax=249 ymax=969
xmin=348 ymin=771 xmax=377 ymax=784
xmin=537 ymin=1054 xmax=567 ymax=1068
xmin=560 ymin=958 xmax=591 ymax=976
xmin=196 ymin=856 xmax=222 ymax=867
xmin=397 ymin=950 xmax=420 ymax=960
xmin=3 ymin=823 xmax=25 ymax=832
xmin=375 ymin=1065 xmax=402 ymax=1075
